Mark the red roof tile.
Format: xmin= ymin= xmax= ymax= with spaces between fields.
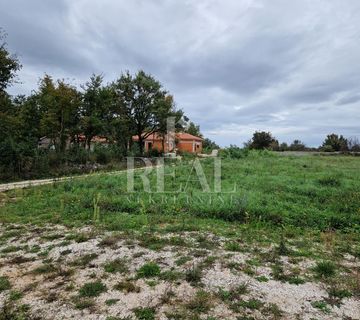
xmin=132 ymin=132 xmax=203 ymax=142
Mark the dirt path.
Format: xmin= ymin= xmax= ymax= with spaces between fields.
xmin=0 ymin=165 xmax=161 ymax=192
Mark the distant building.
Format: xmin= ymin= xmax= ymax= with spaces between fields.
xmin=132 ymin=132 xmax=203 ymax=154
xmin=38 ymin=135 xmax=109 ymax=151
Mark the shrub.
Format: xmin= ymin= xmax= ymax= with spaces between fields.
xmin=185 ymin=265 xmax=202 ymax=285
xmin=93 ymin=145 xmax=110 ymax=164
xmin=220 ymin=145 xmax=248 ymax=159
xmin=114 ymin=280 xmax=140 ymax=293
xmin=137 ymin=262 xmax=161 ymax=278
xmin=73 ymin=296 xmax=95 ymax=309
xmin=104 ymin=258 xmax=128 ymax=274
xmin=224 ymin=241 xmax=242 ymax=252
xmin=133 ymin=307 xmax=156 ymax=320
xmin=0 ymin=276 xmax=11 ymax=292
xmin=311 ymin=300 xmax=330 ymax=313
xmin=186 ymin=290 xmax=212 ymax=313
xmin=313 ymin=261 xmax=337 ymax=278
xmin=79 ymin=281 xmax=107 ymax=297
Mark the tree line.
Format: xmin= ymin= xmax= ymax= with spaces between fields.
xmin=244 ymin=131 xmax=360 ymax=152
xmin=1 ymin=31 xmax=219 ymax=181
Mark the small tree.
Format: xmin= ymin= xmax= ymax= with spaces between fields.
xmin=249 ymin=131 xmax=278 ymax=150
xmin=347 ymin=136 xmax=360 ymax=152
xmin=279 ymin=142 xmax=288 ymax=151
xmin=321 ymin=134 xmax=348 ymax=152
xmin=185 ymin=121 xmax=202 ymax=137
xmin=289 ymin=140 xmax=306 ymax=151
xmin=203 ymin=138 xmax=219 ymax=151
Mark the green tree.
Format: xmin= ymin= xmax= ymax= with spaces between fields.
xmin=38 ymin=75 xmax=81 ymax=152
xmin=0 ymin=30 xmax=22 ymax=140
xmin=249 ymin=131 xmax=278 ymax=150
xmin=0 ymin=30 xmax=21 ymax=91
xmin=322 ymin=134 xmax=348 ymax=152
xmin=113 ymin=70 xmax=169 ymax=154
xmin=203 ymin=138 xmax=219 ymax=151
xmin=0 ymin=30 xmax=24 ymax=178
xmin=289 ymin=139 xmax=306 ymax=151
xmin=185 ymin=121 xmax=202 ymax=137
xmin=279 ymin=142 xmax=288 ymax=151
xmin=80 ymin=74 xmax=114 ymax=149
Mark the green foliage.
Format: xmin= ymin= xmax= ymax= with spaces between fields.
xmin=186 ymin=290 xmax=212 ymax=314
xmin=70 ymin=253 xmax=98 ymax=267
xmin=289 ymin=140 xmax=306 ymax=151
xmin=313 ymin=261 xmax=337 ymax=278
xmin=248 ymin=131 xmax=278 ymax=150
xmin=328 ymin=287 xmax=352 ymax=299
xmin=203 ymin=138 xmax=219 ymax=152
xmin=79 ymin=281 xmax=107 ymax=297
xmin=32 ymin=264 xmax=56 ymax=274
xmin=73 ymin=296 xmax=95 ymax=309
xmin=159 ymin=270 xmax=183 ymax=282
xmin=322 ymin=133 xmax=348 ymax=152
xmin=0 ymin=30 xmax=21 ymax=90
xmin=137 ymin=262 xmax=161 ymax=278
xmin=317 ymin=176 xmax=341 ymax=187
xmin=220 ymin=145 xmax=248 ymax=159
xmin=105 ymin=299 xmax=119 ymax=306
xmin=0 ymin=276 xmax=11 ymax=292
xmin=104 ymin=258 xmax=128 ymax=274
xmin=133 ymin=307 xmax=156 ymax=320
xmin=185 ymin=265 xmax=202 ymax=285
xmin=9 ymin=290 xmax=23 ymax=301
xmin=113 ymin=70 xmax=180 ymax=155
xmin=185 ymin=121 xmax=202 ymax=137
xmin=238 ymin=298 xmax=264 ymax=310
xmin=0 ymin=302 xmax=30 ymax=320
xmin=114 ymin=280 xmax=140 ymax=293
xmin=311 ymin=300 xmax=330 ymax=313
xmin=217 ymin=284 xmax=248 ymax=302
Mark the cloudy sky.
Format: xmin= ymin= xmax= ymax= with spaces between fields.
xmin=1 ymin=0 xmax=360 ymax=146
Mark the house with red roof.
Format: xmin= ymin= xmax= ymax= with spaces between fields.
xmin=132 ymin=132 xmax=203 ymax=154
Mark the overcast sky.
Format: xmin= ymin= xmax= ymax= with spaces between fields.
xmin=1 ymin=0 xmax=360 ymax=147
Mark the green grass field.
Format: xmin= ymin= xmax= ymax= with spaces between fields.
xmin=1 ymin=152 xmax=360 ymax=233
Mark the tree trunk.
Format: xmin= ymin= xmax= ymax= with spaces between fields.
xmin=138 ymin=134 xmax=144 ymax=155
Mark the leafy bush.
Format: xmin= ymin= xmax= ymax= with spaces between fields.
xmin=313 ymin=261 xmax=337 ymax=278
xmin=94 ymin=145 xmax=110 ymax=164
xmin=104 ymin=258 xmax=128 ymax=274
xmin=0 ymin=276 xmax=11 ymax=292
xmin=220 ymin=145 xmax=248 ymax=159
xmin=133 ymin=307 xmax=156 ymax=320
xmin=185 ymin=265 xmax=202 ymax=285
xmin=137 ymin=262 xmax=161 ymax=278
xmin=186 ymin=290 xmax=212 ymax=313
xmin=79 ymin=281 xmax=107 ymax=297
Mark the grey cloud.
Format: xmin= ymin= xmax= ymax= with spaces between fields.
xmin=336 ymin=93 xmax=360 ymax=105
xmin=1 ymin=0 xmax=360 ymax=147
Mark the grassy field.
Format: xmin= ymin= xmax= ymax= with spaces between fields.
xmin=0 ymin=152 xmax=359 ymax=319
xmin=1 ymin=152 xmax=360 ymax=232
